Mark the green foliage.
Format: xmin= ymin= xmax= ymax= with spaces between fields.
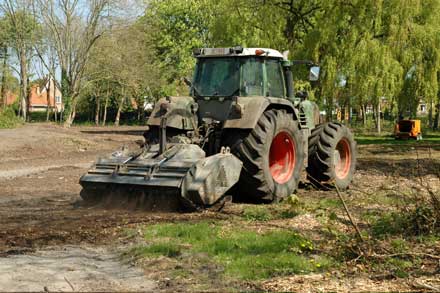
xmin=242 ymin=206 xmax=273 ymax=221
xmin=2 ymin=9 xmax=40 ymax=50
xmin=355 ymin=134 xmax=440 ymax=145
xmin=3 ymin=0 xmax=440 ymax=127
xmin=0 ymin=107 xmax=21 ymax=128
xmin=372 ymin=212 xmax=410 ymax=237
xmin=372 ymin=206 xmax=439 ymax=237
xmin=133 ymin=221 xmax=332 ymax=280
xmin=142 ymin=0 xmax=211 ymax=90
xmin=133 ymin=242 xmax=181 ymax=258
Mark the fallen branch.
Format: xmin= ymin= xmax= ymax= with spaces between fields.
xmin=335 ymin=184 xmax=365 ymax=242
xmin=411 ymin=280 xmax=440 ymax=292
xmin=371 ymin=252 xmax=440 ymax=260
xmin=64 ymin=276 xmax=75 ymax=291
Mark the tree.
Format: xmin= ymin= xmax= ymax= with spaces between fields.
xmin=0 ymin=0 xmax=39 ymax=120
xmin=0 ymin=17 xmax=8 ymax=110
xmin=35 ymin=0 xmax=110 ymax=127
xmin=84 ymin=18 xmax=165 ymax=126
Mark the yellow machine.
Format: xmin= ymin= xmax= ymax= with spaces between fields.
xmin=394 ymin=119 xmax=422 ymax=140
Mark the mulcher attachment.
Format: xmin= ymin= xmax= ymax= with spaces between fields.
xmin=79 ymin=144 xmax=242 ymax=211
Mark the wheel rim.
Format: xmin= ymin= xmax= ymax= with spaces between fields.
xmin=269 ymin=131 xmax=296 ymax=184
xmin=334 ymin=138 xmax=351 ymax=179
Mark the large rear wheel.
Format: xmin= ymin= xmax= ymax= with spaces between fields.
xmin=307 ymin=122 xmax=356 ymax=189
xmin=225 ymin=109 xmax=304 ymax=202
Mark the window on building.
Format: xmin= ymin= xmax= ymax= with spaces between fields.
xmin=55 ymin=96 xmax=61 ymax=104
xmin=420 ymin=104 xmax=426 ymax=112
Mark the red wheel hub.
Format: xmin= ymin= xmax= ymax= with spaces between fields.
xmin=334 ymin=138 xmax=351 ymax=179
xmin=269 ymin=131 xmax=296 ymax=184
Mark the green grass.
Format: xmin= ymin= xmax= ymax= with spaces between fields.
xmin=242 ymin=204 xmax=300 ymax=222
xmin=242 ymin=206 xmax=273 ymax=221
xmin=133 ymin=242 xmax=181 ymax=257
xmin=0 ymin=108 xmax=22 ymax=129
xmin=130 ymin=221 xmax=332 ymax=280
xmin=371 ymin=212 xmax=410 ymax=237
xmin=355 ymin=134 xmax=440 ymax=145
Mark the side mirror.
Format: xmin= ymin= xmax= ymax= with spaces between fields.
xmin=309 ymin=66 xmax=320 ymax=81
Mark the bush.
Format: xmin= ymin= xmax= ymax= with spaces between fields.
xmin=0 ymin=107 xmax=22 ymax=129
xmin=372 ymin=202 xmax=439 ymax=237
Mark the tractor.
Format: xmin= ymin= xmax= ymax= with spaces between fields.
xmin=79 ymin=46 xmax=357 ymax=210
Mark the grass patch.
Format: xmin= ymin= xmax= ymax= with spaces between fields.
xmin=371 ymin=212 xmax=410 ymax=237
xmin=318 ymin=198 xmax=342 ymax=209
xmin=242 ymin=206 xmax=273 ymax=221
xmin=390 ymin=238 xmax=409 ymax=253
xmin=371 ymin=206 xmax=439 ymax=238
xmin=132 ymin=221 xmax=332 ymax=280
xmin=385 ymin=258 xmax=414 ymax=278
xmin=355 ymin=134 xmax=440 ymax=145
xmin=416 ymin=234 xmax=440 ymax=245
xmin=132 ymin=242 xmax=181 ymax=258
xmin=0 ymin=107 xmax=22 ymax=129
xmin=242 ymin=204 xmax=300 ymax=222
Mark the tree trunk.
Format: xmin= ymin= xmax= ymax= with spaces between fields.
xmin=115 ymin=93 xmax=124 ymax=127
xmin=1 ymin=47 xmax=7 ymax=110
xmin=46 ymin=78 xmax=51 ymax=121
xmin=64 ymin=109 xmax=73 ymax=127
xmin=362 ymin=104 xmax=367 ymax=126
xmin=61 ymin=68 xmax=71 ymax=127
xmin=433 ymin=103 xmax=439 ymax=130
xmin=64 ymin=99 xmax=77 ymax=127
xmin=376 ymin=102 xmax=381 ymax=134
xmin=19 ymin=49 xmax=28 ymax=121
xmin=102 ymin=94 xmax=109 ymax=126
xmin=95 ymin=96 xmax=100 ymax=126
xmin=428 ymin=100 xmax=433 ymax=128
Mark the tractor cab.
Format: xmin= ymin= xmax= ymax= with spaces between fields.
xmin=191 ymin=46 xmax=319 ymax=101
xmin=190 ymin=47 xmax=321 ymax=129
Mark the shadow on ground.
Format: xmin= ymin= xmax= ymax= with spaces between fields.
xmin=358 ymin=157 xmax=440 ymax=178
xmin=81 ymin=130 xmax=145 ymax=136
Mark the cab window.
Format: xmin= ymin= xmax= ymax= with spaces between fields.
xmin=266 ymin=59 xmax=285 ymax=98
xmin=241 ymin=58 xmax=264 ymax=96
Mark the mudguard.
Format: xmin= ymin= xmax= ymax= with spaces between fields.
xmin=223 ymin=96 xmax=298 ymax=129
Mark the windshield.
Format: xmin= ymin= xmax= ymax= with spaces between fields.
xmin=192 ymin=57 xmax=282 ymax=97
xmin=193 ymin=58 xmax=240 ymax=97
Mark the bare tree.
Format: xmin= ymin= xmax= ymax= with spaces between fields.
xmin=35 ymin=0 xmax=110 ymax=127
xmin=0 ymin=0 xmax=38 ymax=120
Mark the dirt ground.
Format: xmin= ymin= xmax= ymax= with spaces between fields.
xmin=0 ymin=123 xmax=439 ymax=292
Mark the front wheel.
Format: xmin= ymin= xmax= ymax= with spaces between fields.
xmin=224 ymin=109 xmax=304 ymax=202
xmin=307 ymin=122 xmax=357 ymax=190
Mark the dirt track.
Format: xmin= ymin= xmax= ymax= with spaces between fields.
xmin=0 ymin=124 xmax=161 ymax=291
xmin=0 ymin=123 xmax=439 ymax=292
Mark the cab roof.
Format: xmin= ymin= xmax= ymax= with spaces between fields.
xmin=194 ymin=47 xmax=285 ymax=59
